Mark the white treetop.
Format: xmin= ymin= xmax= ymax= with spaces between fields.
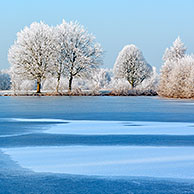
xmin=113 ymin=44 xmax=152 ymax=88
xmin=8 ymin=22 xmax=56 ymax=93
xmin=163 ymin=36 xmax=186 ymax=63
xmin=54 ymin=20 xmax=103 ymax=91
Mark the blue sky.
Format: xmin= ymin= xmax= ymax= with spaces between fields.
xmin=1 ymin=0 xmax=194 ymax=71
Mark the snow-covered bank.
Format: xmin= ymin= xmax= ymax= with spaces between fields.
xmin=3 ymin=146 xmax=194 ymax=179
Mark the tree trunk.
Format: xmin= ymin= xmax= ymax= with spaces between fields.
xmin=131 ymin=82 xmax=134 ymax=89
xmin=37 ymin=80 xmax=41 ymax=93
xmin=68 ymin=76 xmax=73 ymax=92
xmin=128 ymin=79 xmax=134 ymax=89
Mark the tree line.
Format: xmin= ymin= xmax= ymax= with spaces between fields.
xmin=8 ymin=21 xmax=103 ymax=93
xmin=1 ymin=21 xmax=194 ymax=98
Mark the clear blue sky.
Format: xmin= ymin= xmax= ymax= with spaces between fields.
xmin=1 ymin=0 xmax=194 ymax=71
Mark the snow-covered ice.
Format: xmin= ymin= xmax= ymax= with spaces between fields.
xmin=3 ymin=118 xmax=194 ymax=179
xmin=3 ymin=146 xmax=194 ymax=179
xmin=11 ymin=118 xmax=67 ymax=123
xmin=42 ymin=120 xmax=194 ymax=135
xmin=9 ymin=118 xmax=194 ymax=135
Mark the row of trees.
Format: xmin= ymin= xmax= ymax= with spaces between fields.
xmin=4 ymin=20 xmax=194 ymax=98
xmin=8 ymin=21 xmax=103 ymax=93
xmin=8 ymin=21 xmax=154 ymax=94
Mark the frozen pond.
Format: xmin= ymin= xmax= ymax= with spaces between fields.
xmin=1 ymin=96 xmax=194 ymax=193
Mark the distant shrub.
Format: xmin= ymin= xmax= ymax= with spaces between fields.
xmin=0 ymin=72 xmax=11 ymax=90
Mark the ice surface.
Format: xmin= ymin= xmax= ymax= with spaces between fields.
xmin=11 ymin=118 xmax=67 ymax=123
xmin=43 ymin=120 xmax=194 ymax=135
xmin=3 ymin=146 xmax=194 ymax=179
xmin=8 ymin=118 xmax=194 ymax=135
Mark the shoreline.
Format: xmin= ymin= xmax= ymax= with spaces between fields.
xmin=0 ymin=90 xmax=158 ymax=97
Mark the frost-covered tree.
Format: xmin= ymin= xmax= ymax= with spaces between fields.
xmin=54 ymin=20 xmax=103 ymax=91
xmin=159 ymin=55 xmax=194 ymax=98
xmin=88 ymin=68 xmax=112 ymax=91
xmin=42 ymin=68 xmax=112 ymax=94
xmin=136 ymin=66 xmax=159 ymax=92
xmin=51 ymin=23 xmax=68 ymax=93
xmin=8 ymin=22 xmax=56 ymax=93
xmin=113 ymin=44 xmax=152 ymax=88
xmin=159 ymin=37 xmax=187 ymax=97
xmin=9 ymin=66 xmax=35 ymax=93
xmin=109 ymin=77 xmax=131 ymax=94
xmin=163 ymin=36 xmax=186 ymax=63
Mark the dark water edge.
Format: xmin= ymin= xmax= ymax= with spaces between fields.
xmin=1 ymin=134 xmax=194 ymax=148
xmin=1 ymin=173 xmax=194 ymax=194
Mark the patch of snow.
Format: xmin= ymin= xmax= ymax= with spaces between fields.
xmin=44 ymin=120 xmax=194 ymax=135
xmin=3 ymin=146 xmax=194 ymax=179
xmin=11 ymin=118 xmax=67 ymax=123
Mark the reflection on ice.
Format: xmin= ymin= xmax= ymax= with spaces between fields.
xmin=3 ymin=146 xmax=194 ymax=179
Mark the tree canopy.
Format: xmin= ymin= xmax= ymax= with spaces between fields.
xmin=114 ymin=44 xmax=152 ymax=88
